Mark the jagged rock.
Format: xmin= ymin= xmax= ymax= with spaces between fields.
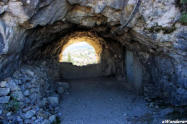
xmin=0 ymin=81 xmax=6 ymax=87
xmin=0 ymin=88 xmax=10 ymax=96
xmin=23 ymin=90 xmax=30 ymax=97
xmin=16 ymin=116 xmax=23 ymax=123
xmin=23 ymin=106 xmax=31 ymax=112
xmin=49 ymin=115 xmax=56 ymax=123
xmin=39 ymin=98 xmax=47 ymax=106
xmin=25 ymin=98 xmax=31 ymax=104
xmin=0 ymin=5 xmax=7 ymax=14
xmin=149 ymin=102 xmax=154 ymax=108
xmin=11 ymin=91 xmax=24 ymax=101
xmin=159 ymin=108 xmax=174 ymax=116
xmin=0 ymin=96 xmax=10 ymax=103
xmin=24 ymin=119 xmax=33 ymax=124
xmin=24 ymin=110 xmax=36 ymax=119
xmin=24 ymin=69 xmax=35 ymax=77
xmin=29 ymin=93 xmax=38 ymax=104
xmin=57 ymin=87 xmax=64 ymax=94
xmin=31 ymin=116 xmax=36 ymax=121
xmin=41 ymin=119 xmax=50 ymax=124
xmin=6 ymin=79 xmax=20 ymax=92
xmin=57 ymin=82 xmax=70 ymax=89
xmin=47 ymin=96 xmax=59 ymax=106
xmin=6 ymin=112 xmax=12 ymax=116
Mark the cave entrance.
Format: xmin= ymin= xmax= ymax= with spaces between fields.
xmin=57 ymin=32 xmax=107 ymax=79
xmin=60 ymin=42 xmax=98 ymax=66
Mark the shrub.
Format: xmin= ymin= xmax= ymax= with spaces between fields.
xmin=180 ymin=0 xmax=187 ymax=4
xmin=5 ymin=96 xmax=20 ymax=113
xmin=180 ymin=12 xmax=187 ymax=25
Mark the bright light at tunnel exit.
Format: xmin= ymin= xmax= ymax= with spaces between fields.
xmin=60 ymin=42 xmax=98 ymax=66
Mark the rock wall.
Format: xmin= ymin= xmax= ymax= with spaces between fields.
xmin=0 ymin=62 xmax=70 ymax=123
xmin=125 ymin=50 xmax=143 ymax=94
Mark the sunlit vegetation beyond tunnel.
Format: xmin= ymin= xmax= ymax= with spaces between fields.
xmin=60 ymin=42 xmax=98 ymax=66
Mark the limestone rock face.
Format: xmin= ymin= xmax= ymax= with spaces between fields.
xmin=67 ymin=0 xmax=125 ymax=12
xmin=30 ymin=0 xmax=70 ymax=26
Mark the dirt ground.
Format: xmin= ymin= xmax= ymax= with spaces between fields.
xmin=59 ymin=77 xmax=155 ymax=124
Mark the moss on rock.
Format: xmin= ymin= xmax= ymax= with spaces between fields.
xmin=145 ymin=25 xmax=176 ymax=34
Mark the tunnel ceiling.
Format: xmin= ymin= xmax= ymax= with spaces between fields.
xmin=0 ymin=0 xmax=186 ymax=106
xmin=0 ymin=0 xmax=185 ymax=55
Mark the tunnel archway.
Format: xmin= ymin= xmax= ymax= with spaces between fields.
xmin=60 ymin=42 xmax=98 ymax=66
xmin=59 ymin=32 xmax=103 ymax=64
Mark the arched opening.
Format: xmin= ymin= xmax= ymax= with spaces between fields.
xmin=58 ymin=32 xmax=103 ymax=65
xmin=60 ymin=42 xmax=98 ymax=66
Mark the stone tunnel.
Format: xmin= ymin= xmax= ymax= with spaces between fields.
xmin=0 ymin=0 xmax=186 ymax=123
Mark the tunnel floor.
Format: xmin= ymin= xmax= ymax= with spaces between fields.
xmin=0 ymin=62 xmax=180 ymax=123
xmin=59 ymin=77 xmax=154 ymax=124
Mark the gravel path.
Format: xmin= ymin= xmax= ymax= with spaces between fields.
xmin=59 ymin=78 xmax=152 ymax=124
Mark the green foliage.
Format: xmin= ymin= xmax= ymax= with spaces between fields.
xmin=52 ymin=116 xmax=61 ymax=124
xmin=67 ymin=52 xmax=72 ymax=62
xmin=5 ymin=96 xmax=20 ymax=113
xmin=62 ymin=45 xmax=98 ymax=66
xmin=180 ymin=0 xmax=187 ymax=4
xmin=180 ymin=12 xmax=187 ymax=25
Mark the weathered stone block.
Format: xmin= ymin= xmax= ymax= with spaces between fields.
xmin=47 ymin=96 xmax=59 ymax=106
xmin=23 ymin=90 xmax=30 ymax=97
xmin=49 ymin=115 xmax=56 ymax=123
xmin=57 ymin=82 xmax=70 ymax=89
xmin=0 ymin=96 xmax=10 ymax=103
xmin=57 ymin=87 xmax=64 ymax=94
xmin=6 ymin=79 xmax=20 ymax=92
xmin=0 ymin=88 xmax=10 ymax=96
xmin=24 ymin=110 xmax=36 ymax=119
xmin=0 ymin=81 xmax=7 ymax=87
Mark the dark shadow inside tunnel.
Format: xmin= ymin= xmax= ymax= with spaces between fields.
xmin=21 ymin=28 xmax=146 ymax=94
xmin=1 ymin=21 xmax=184 ymax=108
